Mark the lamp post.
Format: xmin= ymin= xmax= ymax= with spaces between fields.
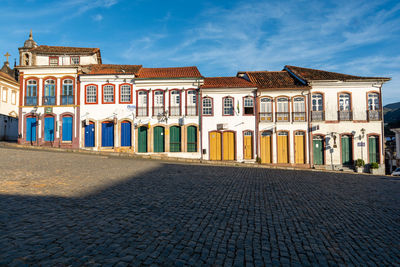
xmin=329 ymin=132 xmax=337 ymax=170
xmin=360 ymin=128 xmax=366 ymax=163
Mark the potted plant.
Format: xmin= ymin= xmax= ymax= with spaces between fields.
xmin=370 ymin=162 xmax=379 ymax=174
xmin=354 ymin=159 xmax=365 ymax=173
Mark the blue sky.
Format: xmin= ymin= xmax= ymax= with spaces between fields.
xmin=1 ymin=0 xmax=399 ymax=104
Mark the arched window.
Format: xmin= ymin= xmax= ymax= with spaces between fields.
xmin=186 ymin=90 xmax=197 ymax=116
xmin=62 ymin=79 xmax=74 ymax=105
xmin=44 ymin=79 xmax=56 ymax=105
xmin=26 ymin=80 xmax=37 ymax=106
xmin=312 ymin=94 xmax=323 ymax=111
xmin=86 ymin=85 xmax=97 ymax=104
xmin=243 ymin=96 xmax=254 ymax=115
xmin=223 ymin=97 xmax=234 ymax=116
xmin=103 ymin=84 xmax=114 ymax=103
xmin=170 ymin=91 xmax=181 ymax=116
xmin=202 ymin=97 xmax=213 ymax=115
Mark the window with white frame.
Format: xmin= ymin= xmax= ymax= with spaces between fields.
xmin=277 ymin=97 xmax=289 ymax=112
xmin=312 ymin=94 xmax=323 ymax=111
xmin=71 ymin=56 xmax=80 ymax=65
xmin=293 ymin=97 xmax=305 ymax=112
xmin=2 ymin=88 xmax=7 ymax=102
xmin=153 ymin=91 xmax=164 ymax=115
xmin=368 ymin=93 xmax=380 ymax=110
xmin=223 ymin=97 xmax=234 ymax=115
xmin=137 ymin=91 xmax=148 ymax=116
xmin=202 ymin=98 xmax=212 ymax=115
xmin=187 ymin=90 xmax=197 ymax=116
xmin=103 ymin=85 xmax=114 ymax=103
xmin=49 ymin=57 xmax=58 ymax=66
xmin=339 ymin=93 xmax=351 ymax=111
xmin=243 ymin=96 xmax=254 ymax=115
xmin=11 ymin=91 xmax=16 ymax=105
xmin=170 ymin=91 xmax=180 ymax=116
xmin=120 ymin=85 xmax=131 ymax=103
xmin=260 ymin=98 xmax=272 ymax=113
xmin=86 ymin=85 xmax=97 ymax=103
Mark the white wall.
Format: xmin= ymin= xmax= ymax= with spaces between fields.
xmin=35 ymin=54 xmax=98 ymax=66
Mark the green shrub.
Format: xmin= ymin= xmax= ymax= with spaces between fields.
xmin=256 ymin=157 xmax=261 ymax=164
xmin=370 ymin=162 xmax=379 ymax=169
xmin=355 ymin=159 xmax=365 ymax=167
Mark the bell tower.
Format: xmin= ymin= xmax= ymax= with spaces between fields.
xmin=18 ymin=30 xmax=38 ymax=66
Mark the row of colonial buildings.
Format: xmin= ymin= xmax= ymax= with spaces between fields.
xmin=15 ymin=33 xmax=391 ymax=173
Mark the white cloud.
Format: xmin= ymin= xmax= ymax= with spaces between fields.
xmin=92 ymin=14 xmax=103 ymax=22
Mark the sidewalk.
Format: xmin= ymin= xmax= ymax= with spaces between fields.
xmin=0 ymin=141 xmax=387 ymax=176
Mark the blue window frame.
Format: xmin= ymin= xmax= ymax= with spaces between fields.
xmin=26 ymin=80 xmax=37 ymax=106
xmin=44 ymin=117 xmax=55 ymax=141
xmin=102 ymin=122 xmax=114 ymax=147
xmin=44 ymin=79 xmax=56 ymax=105
xmin=62 ymin=116 xmax=73 ymax=141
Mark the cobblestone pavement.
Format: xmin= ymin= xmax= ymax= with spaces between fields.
xmin=0 ymin=147 xmax=399 ymax=266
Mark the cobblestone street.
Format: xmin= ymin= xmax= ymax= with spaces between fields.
xmin=0 ymin=147 xmax=399 ymax=266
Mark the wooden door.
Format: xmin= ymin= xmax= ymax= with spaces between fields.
xmin=368 ymin=136 xmax=379 ymax=163
xmin=187 ymin=126 xmax=197 ymax=152
xmin=44 ymin=117 xmax=54 ymax=141
xmin=102 ymin=122 xmax=114 ymax=147
xmin=313 ymin=137 xmax=324 ymax=165
xmin=223 ymin=131 xmax=235 ymax=161
xmin=244 ymin=131 xmax=253 ymax=159
xmin=120 ymin=121 xmax=131 ymax=147
xmin=85 ymin=122 xmax=95 ymax=147
xmin=295 ymin=131 xmax=305 ymax=164
xmin=341 ymin=135 xmax=353 ymax=165
xmin=209 ymin=131 xmax=221 ymax=160
xmin=170 ymin=126 xmax=181 ymax=152
xmin=26 ymin=117 xmax=37 ymax=142
xmin=138 ymin=126 xmax=147 ymax=152
xmin=277 ymin=132 xmax=288 ymax=163
xmin=260 ymin=131 xmax=272 ymax=163
xmin=153 ymin=126 xmax=165 ymax=152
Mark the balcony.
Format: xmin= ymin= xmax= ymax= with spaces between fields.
xmin=367 ymin=110 xmax=382 ymax=121
xmin=311 ymin=111 xmax=325 ymax=121
xmin=186 ymin=106 xmax=197 ymax=116
xmin=338 ymin=110 xmax=353 ymax=121
xmin=137 ymin=106 xmax=148 ymax=117
xmin=275 ymin=112 xmax=289 ymax=122
xmin=169 ymin=106 xmax=181 ymax=116
xmin=61 ymin=95 xmax=74 ymax=105
xmin=292 ymin=112 xmax=306 ymax=122
xmin=25 ymin=96 xmax=37 ymax=106
xmin=43 ymin=96 xmax=56 ymax=106
xmin=259 ymin=112 xmax=273 ymax=122
xmin=153 ymin=106 xmax=165 ymax=117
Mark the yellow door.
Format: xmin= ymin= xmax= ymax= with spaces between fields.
xmin=260 ymin=131 xmax=272 ymax=163
xmin=295 ymin=132 xmax=305 ymax=164
xmin=244 ymin=131 xmax=253 ymax=160
xmin=209 ymin=131 xmax=221 ymax=160
xmin=223 ymin=131 xmax=235 ymax=160
xmin=277 ymin=132 xmax=288 ymax=163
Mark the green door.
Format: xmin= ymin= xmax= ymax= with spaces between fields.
xmin=369 ymin=136 xmax=379 ymax=163
xmin=187 ymin=126 xmax=197 ymax=152
xmin=153 ymin=126 xmax=165 ymax=152
xmin=341 ymin=135 xmax=353 ymax=165
xmin=170 ymin=126 xmax=181 ymax=152
xmin=138 ymin=126 xmax=147 ymax=153
xmin=313 ymin=137 xmax=324 ymax=165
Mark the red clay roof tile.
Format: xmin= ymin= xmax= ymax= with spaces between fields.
xmin=87 ymin=64 xmax=142 ymax=75
xmin=30 ymin=45 xmax=100 ymax=54
xmin=202 ymin=77 xmax=256 ymax=88
xmin=137 ymin=66 xmax=202 ymax=78
xmin=243 ymin=71 xmax=309 ymax=89
xmin=285 ymin=65 xmax=390 ymax=81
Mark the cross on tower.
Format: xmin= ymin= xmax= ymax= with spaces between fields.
xmin=4 ymin=52 xmax=10 ymax=62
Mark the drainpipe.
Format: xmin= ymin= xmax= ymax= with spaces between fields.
xmin=199 ymin=87 xmax=203 ymax=161
xmin=307 ymin=90 xmax=312 ymax=167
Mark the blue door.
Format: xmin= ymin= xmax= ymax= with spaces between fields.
xmin=102 ymin=122 xmax=114 ymax=147
xmin=62 ymin=117 xmax=73 ymax=141
xmin=26 ymin=117 xmax=37 ymax=142
xmin=44 ymin=117 xmax=54 ymax=141
xmin=121 ymin=121 xmax=131 ymax=147
xmin=85 ymin=123 xmax=95 ymax=147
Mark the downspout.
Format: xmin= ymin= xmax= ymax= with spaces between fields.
xmin=308 ymin=89 xmax=312 ymax=168
xmin=199 ymin=86 xmax=203 ymax=161
xmin=255 ymin=89 xmax=259 ymax=161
